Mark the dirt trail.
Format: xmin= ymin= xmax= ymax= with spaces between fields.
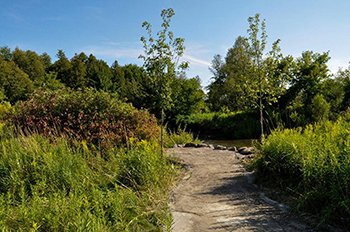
xmin=168 ymin=147 xmax=314 ymax=232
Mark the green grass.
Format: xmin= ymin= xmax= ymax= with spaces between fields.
xmin=0 ymin=134 xmax=176 ymax=231
xmin=253 ymin=116 xmax=350 ymax=228
xmin=164 ymin=127 xmax=200 ymax=148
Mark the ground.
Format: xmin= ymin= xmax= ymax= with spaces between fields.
xmin=168 ymin=147 xmax=315 ymax=232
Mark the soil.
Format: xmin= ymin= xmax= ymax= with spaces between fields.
xmin=168 ymin=147 xmax=316 ymax=232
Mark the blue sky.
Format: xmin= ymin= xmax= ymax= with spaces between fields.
xmin=1 ymin=0 xmax=350 ymax=87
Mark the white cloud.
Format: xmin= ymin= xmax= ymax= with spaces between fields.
xmin=82 ymin=41 xmax=215 ymax=87
xmin=183 ymin=54 xmax=211 ymax=67
xmin=85 ymin=46 xmax=141 ymax=59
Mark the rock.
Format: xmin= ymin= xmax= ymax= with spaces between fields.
xmin=214 ymin=145 xmax=227 ymax=150
xmin=228 ymin=146 xmax=237 ymax=152
xmin=238 ymin=146 xmax=255 ymax=155
xmin=173 ymin=144 xmax=178 ymax=148
xmin=196 ymin=143 xmax=209 ymax=148
xmin=208 ymin=144 xmax=215 ymax=149
xmin=184 ymin=142 xmax=197 ymax=148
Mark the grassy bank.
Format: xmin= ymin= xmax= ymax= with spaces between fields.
xmin=0 ymin=133 xmax=177 ymax=231
xmin=180 ymin=111 xmax=260 ymax=139
xmin=253 ymin=116 xmax=350 ymax=228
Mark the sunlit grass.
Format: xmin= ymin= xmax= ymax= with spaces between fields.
xmin=253 ymin=116 xmax=350 ymax=227
xmin=0 ymin=134 xmax=176 ymax=231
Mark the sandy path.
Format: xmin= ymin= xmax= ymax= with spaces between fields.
xmin=168 ymin=147 xmax=314 ymax=232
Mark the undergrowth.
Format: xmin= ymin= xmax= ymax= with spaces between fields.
xmin=253 ymin=115 xmax=350 ymax=228
xmin=181 ymin=111 xmax=260 ymax=139
xmin=0 ymin=134 xmax=176 ymax=231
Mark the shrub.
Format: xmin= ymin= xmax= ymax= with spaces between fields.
xmin=10 ymin=88 xmax=159 ymax=149
xmin=253 ymin=117 xmax=350 ymax=227
xmin=182 ymin=111 xmax=260 ymax=139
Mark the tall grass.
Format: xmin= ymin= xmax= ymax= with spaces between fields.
xmin=253 ymin=116 xmax=350 ymax=227
xmin=0 ymin=134 xmax=176 ymax=231
xmin=164 ymin=127 xmax=199 ymax=148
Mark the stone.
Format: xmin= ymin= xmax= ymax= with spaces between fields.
xmin=214 ymin=145 xmax=227 ymax=150
xmin=238 ymin=146 xmax=255 ymax=155
xmin=184 ymin=142 xmax=197 ymax=148
xmin=196 ymin=143 xmax=209 ymax=148
xmin=228 ymin=146 xmax=237 ymax=152
xmin=208 ymin=144 xmax=215 ymax=149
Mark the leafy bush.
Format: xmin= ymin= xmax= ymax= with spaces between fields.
xmin=10 ymin=88 xmax=160 ymax=149
xmin=182 ymin=111 xmax=260 ymax=139
xmin=253 ymin=117 xmax=350 ymax=227
xmin=0 ymin=134 xmax=175 ymax=231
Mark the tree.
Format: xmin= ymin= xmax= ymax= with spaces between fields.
xmin=330 ymin=66 xmax=350 ymax=112
xmin=51 ymin=50 xmax=72 ymax=85
xmin=311 ymin=94 xmax=330 ymax=122
xmin=0 ymin=46 xmax=12 ymax=61
xmin=0 ymin=60 xmax=33 ymax=103
xmin=86 ymin=54 xmax=114 ymax=91
xmin=69 ymin=52 xmax=88 ymax=88
xmin=283 ymin=51 xmax=330 ymax=126
xmin=140 ymin=8 xmax=188 ymax=156
xmin=40 ymin=52 xmax=52 ymax=72
xmin=244 ymin=14 xmax=290 ymax=138
xmin=12 ymin=48 xmax=46 ymax=81
xmin=170 ymin=76 xmax=205 ymax=123
xmin=118 ymin=64 xmax=147 ymax=108
xmin=207 ymin=54 xmax=228 ymax=111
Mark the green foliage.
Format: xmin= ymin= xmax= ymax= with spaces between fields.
xmin=11 ymin=89 xmax=160 ymax=150
xmin=164 ymin=128 xmax=199 ymax=148
xmin=0 ymin=60 xmax=34 ymax=103
xmin=0 ymin=134 xmax=175 ymax=231
xmin=253 ymin=118 xmax=350 ymax=226
xmin=207 ymin=14 xmax=291 ymax=136
xmin=282 ymin=51 xmax=331 ymax=126
xmin=311 ymin=94 xmax=330 ymax=122
xmin=0 ymin=101 xmax=13 ymax=120
xmin=140 ymin=8 xmax=189 ymax=117
xmin=86 ymin=54 xmax=115 ymax=91
xmin=168 ymin=76 xmax=205 ymax=126
xmin=182 ymin=111 xmax=260 ymax=139
xmin=50 ymin=50 xmax=72 ymax=86
xmin=12 ymin=48 xmax=46 ymax=81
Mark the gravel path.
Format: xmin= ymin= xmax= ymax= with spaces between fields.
xmin=168 ymin=147 xmax=315 ymax=232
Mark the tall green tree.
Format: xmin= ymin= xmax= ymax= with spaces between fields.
xmin=207 ymin=54 xmax=227 ymax=111
xmin=86 ymin=54 xmax=114 ymax=91
xmin=51 ymin=50 xmax=72 ymax=85
xmin=284 ymin=51 xmax=330 ymax=126
xmin=69 ymin=52 xmax=88 ymax=89
xmin=12 ymin=48 xmax=46 ymax=82
xmin=244 ymin=14 xmax=290 ymax=137
xmin=140 ymin=8 xmax=188 ymax=155
xmin=0 ymin=60 xmax=33 ymax=103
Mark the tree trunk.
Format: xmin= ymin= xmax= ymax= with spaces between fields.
xmin=259 ymin=92 xmax=264 ymax=140
xmin=160 ymin=108 xmax=164 ymax=158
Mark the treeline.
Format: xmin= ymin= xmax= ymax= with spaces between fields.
xmin=0 ymin=46 xmax=205 ymax=126
xmin=206 ymin=32 xmax=350 ymax=131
